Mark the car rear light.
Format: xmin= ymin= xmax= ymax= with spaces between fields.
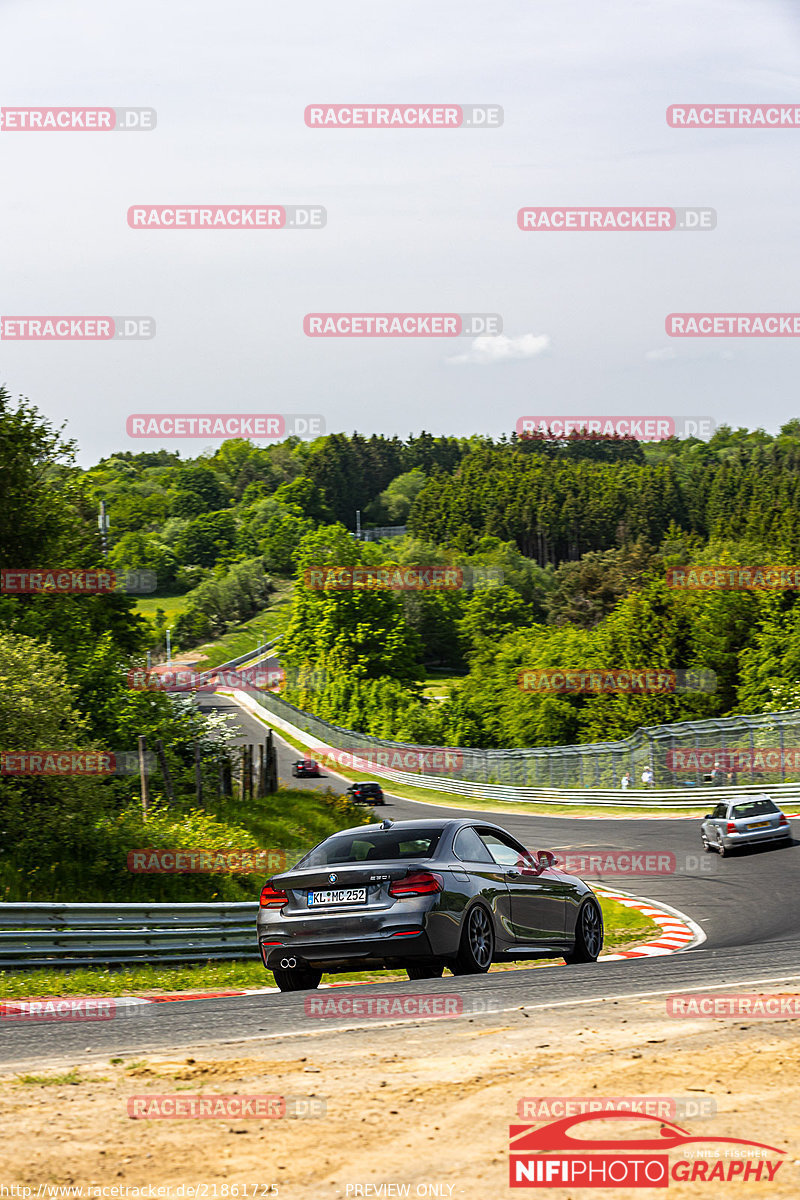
xmin=726 ymin=821 xmax=736 ymax=833
xmin=259 ymin=884 xmax=288 ymax=908
xmin=388 ymin=871 xmax=443 ymax=897
xmin=779 ymin=814 xmax=789 ymax=825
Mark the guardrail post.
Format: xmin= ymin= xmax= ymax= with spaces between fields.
xmin=257 ymin=743 xmax=266 ymax=796
xmin=138 ymin=736 xmax=150 ymax=819
xmin=194 ymin=743 xmax=203 ymax=805
xmin=155 ymin=738 xmax=175 ymax=804
xmin=266 ymin=731 xmax=278 ymax=793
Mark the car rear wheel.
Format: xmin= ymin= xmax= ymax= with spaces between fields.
xmin=406 ymin=964 xmax=445 ymax=980
xmin=452 ymin=905 xmax=494 ymax=975
xmin=565 ymin=897 xmax=603 ymax=963
xmin=272 ymin=965 xmax=323 ymax=992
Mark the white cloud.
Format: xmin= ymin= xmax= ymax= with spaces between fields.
xmin=446 ymin=332 xmax=551 ymax=366
xmin=645 ymin=347 xmax=678 ymax=361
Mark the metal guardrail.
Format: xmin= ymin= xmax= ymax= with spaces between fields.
xmin=227 ymin=688 xmax=800 ymax=810
xmin=242 ymin=685 xmax=800 ymax=793
xmin=0 ymin=902 xmax=260 ymax=968
xmin=193 ymin=634 xmax=283 ymax=684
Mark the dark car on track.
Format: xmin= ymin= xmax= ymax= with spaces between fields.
xmin=257 ymin=817 xmax=603 ymax=991
xmin=291 ymin=759 xmax=321 ymax=778
xmin=700 ymin=794 xmax=792 ymax=855
xmin=346 ymin=781 xmax=385 ymax=805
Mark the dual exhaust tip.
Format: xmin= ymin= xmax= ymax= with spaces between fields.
xmin=279 ymin=956 xmax=297 ymax=969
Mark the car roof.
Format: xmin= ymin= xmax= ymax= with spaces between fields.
xmin=327 ymin=817 xmax=512 ymax=836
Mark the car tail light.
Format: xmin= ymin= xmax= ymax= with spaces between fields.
xmin=259 ymin=884 xmax=288 ymax=908
xmin=779 ymin=814 xmax=789 ymax=826
xmin=388 ymin=871 xmax=443 ymax=897
xmin=726 ymin=821 xmax=736 ymax=833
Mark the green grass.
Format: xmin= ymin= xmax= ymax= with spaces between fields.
xmin=0 ymin=899 xmax=659 ymax=1000
xmin=134 ymin=594 xmax=192 ymax=624
xmin=13 ymin=1068 xmax=84 ymax=1086
xmin=598 ymin=893 xmax=656 ymax=945
xmin=208 ymin=785 xmax=371 ymax=859
xmin=420 ymin=672 xmax=466 ymax=701
xmin=190 ymin=580 xmax=294 ymax=670
xmin=0 ymin=784 xmax=370 ymax=904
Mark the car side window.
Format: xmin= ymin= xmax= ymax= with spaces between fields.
xmin=712 ymin=804 xmax=726 ymax=819
xmin=453 ymin=827 xmax=494 ymax=863
xmin=478 ymin=830 xmax=527 ymax=867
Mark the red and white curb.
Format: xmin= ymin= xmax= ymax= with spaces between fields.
xmin=594 ymin=884 xmax=705 ymax=959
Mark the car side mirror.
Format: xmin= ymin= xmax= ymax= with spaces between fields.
xmin=704 ymin=814 xmax=712 ymax=820
xmin=537 ymin=850 xmax=558 ymax=869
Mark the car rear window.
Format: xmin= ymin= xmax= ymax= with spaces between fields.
xmin=296 ymin=827 xmax=444 ymax=866
xmin=731 ymin=799 xmax=778 ymax=818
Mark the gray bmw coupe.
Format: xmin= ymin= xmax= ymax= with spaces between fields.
xmin=257 ymin=817 xmax=603 ymax=991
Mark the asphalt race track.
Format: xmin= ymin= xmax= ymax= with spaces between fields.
xmin=3 ymin=693 xmax=798 ymax=1067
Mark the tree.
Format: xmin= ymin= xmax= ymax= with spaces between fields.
xmin=174 ymin=511 xmax=237 ymax=567
xmin=171 ymin=466 xmax=230 ymax=517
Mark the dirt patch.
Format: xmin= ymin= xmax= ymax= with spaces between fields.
xmin=1 ymin=998 xmax=799 ymax=1198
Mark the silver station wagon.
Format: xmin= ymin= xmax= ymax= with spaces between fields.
xmin=700 ymin=795 xmax=792 ymax=856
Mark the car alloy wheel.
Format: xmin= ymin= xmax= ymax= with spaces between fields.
xmin=565 ymin=897 xmax=604 ymax=963
xmin=453 ymin=904 xmax=494 ymax=974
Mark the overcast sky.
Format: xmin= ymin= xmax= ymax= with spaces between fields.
xmin=1 ymin=0 xmax=800 ymax=464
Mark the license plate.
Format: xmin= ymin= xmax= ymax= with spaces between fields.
xmin=748 ymin=821 xmax=771 ymax=830
xmin=308 ymin=888 xmax=367 ymax=907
